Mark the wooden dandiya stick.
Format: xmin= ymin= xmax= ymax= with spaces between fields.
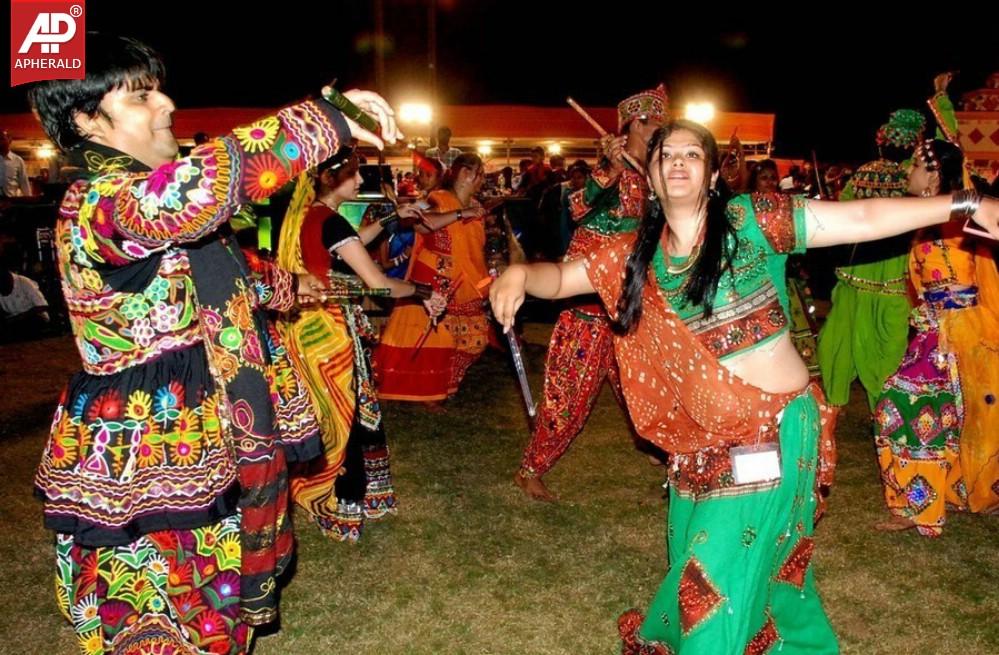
xmin=319 ymin=287 xmax=392 ymax=303
xmin=566 ymin=97 xmax=646 ymax=176
xmin=567 ymin=97 xmax=610 ymax=135
xmin=409 ymin=276 xmax=464 ymax=359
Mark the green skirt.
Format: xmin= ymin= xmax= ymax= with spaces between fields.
xmin=621 ymin=390 xmax=839 ymax=655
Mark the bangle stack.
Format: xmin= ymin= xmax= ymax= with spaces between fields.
xmin=950 ymin=189 xmax=982 ymax=222
xmin=412 ymin=282 xmax=433 ymax=300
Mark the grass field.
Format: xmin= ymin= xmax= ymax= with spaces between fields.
xmin=1 ymin=327 xmax=996 ymax=654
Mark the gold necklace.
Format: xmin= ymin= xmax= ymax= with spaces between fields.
xmin=663 ymin=214 xmax=706 ymax=275
xmin=666 ymin=242 xmax=702 ymax=275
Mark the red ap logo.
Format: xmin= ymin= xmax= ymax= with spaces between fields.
xmin=10 ymin=1 xmax=86 ymax=87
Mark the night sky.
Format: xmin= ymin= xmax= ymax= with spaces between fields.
xmin=5 ymin=1 xmax=997 ymax=161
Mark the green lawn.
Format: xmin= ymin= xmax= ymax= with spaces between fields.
xmin=1 ymin=328 xmax=996 ymax=654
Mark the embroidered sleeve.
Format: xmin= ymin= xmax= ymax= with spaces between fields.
xmin=569 ymin=161 xmax=621 ymax=222
xmin=255 ymin=261 xmax=296 ymax=313
xmin=241 ymin=248 xmax=296 ymax=312
xmin=614 ymin=169 xmax=646 ymax=219
xmin=737 ymin=192 xmax=807 ymax=255
xmin=86 ymin=100 xmax=350 ymax=262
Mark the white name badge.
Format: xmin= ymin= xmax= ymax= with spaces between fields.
xmin=730 ymin=442 xmax=782 ymax=485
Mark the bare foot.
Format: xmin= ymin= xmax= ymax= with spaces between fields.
xmin=874 ymin=515 xmax=917 ymax=532
xmin=647 ymin=454 xmax=666 ymax=467
xmin=423 ymin=401 xmax=447 ymax=414
xmin=514 ymin=471 xmax=558 ymax=502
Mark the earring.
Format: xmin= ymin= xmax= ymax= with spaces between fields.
xmin=647 ymin=190 xmax=658 ymax=202
xmin=921 ymin=188 xmax=932 ymax=197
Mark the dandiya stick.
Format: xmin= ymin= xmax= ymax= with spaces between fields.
xmin=567 ymin=97 xmax=645 ymax=177
xmin=409 ymin=276 xmax=464 ymax=359
xmin=476 ymin=275 xmax=536 ymax=419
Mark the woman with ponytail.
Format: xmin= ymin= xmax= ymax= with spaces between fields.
xmin=277 ymin=147 xmax=442 ymax=541
xmin=490 ymin=119 xmax=999 ymax=654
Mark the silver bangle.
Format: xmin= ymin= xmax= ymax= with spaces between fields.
xmin=950 ymin=189 xmax=981 ymax=222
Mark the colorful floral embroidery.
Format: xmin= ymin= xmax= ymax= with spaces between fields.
xmin=244 ymin=152 xmax=290 ymax=201
xmin=233 ymin=117 xmax=280 ymax=154
xmin=36 ymin=381 xmax=236 ymax=529
xmin=57 ymin=515 xmax=247 ymax=654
